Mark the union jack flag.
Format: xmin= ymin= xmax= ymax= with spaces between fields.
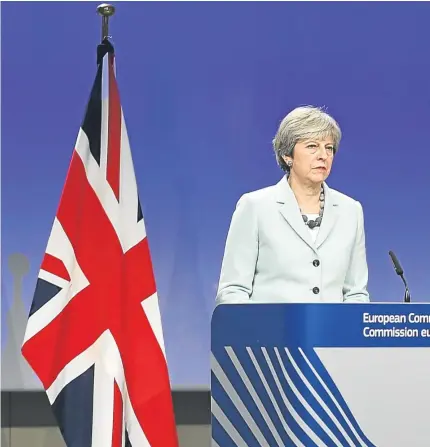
xmin=21 ymin=39 xmax=179 ymax=447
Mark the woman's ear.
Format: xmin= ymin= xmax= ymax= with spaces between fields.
xmin=283 ymin=156 xmax=293 ymax=168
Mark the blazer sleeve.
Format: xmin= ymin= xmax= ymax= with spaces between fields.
xmin=343 ymin=201 xmax=370 ymax=302
xmin=215 ymin=194 xmax=258 ymax=305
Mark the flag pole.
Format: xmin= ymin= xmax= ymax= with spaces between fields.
xmin=97 ymin=3 xmax=115 ymax=42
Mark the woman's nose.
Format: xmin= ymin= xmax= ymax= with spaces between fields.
xmin=317 ymin=148 xmax=328 ymax=159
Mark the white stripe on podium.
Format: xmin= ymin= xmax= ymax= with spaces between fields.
xmin=274 ymin=347 xmax=344 ymax=445
xmin=261 ymin=347 xmax=325 ymax=446
xmin=211 ymin=353 xmax=269 ymax=446
xmin=246 ymin=347 xmax=306 ymax=447
xmin=297 ymin=348 xmax=369 ymax=447
xmin=211 ymin=397 xmax=247 ymax=446
xmin=225 ymin=347 xmax=284 ymax=446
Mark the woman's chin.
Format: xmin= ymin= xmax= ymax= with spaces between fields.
xmin=309 ymin=172 xmax=328 ymax=183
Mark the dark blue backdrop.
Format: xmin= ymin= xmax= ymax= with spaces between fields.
xmin=2 ymin=1 xmax=430 ymax=388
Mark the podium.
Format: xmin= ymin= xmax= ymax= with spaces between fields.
xmin=211 ymin=303 xmax=430 ymax=447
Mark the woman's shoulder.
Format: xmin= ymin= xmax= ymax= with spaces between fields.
xmin=328 ymin=185 xmax=364 ymax=213
xmin=236 ymin=183 xmax=278 ymax=207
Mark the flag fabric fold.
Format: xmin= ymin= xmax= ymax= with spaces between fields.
xmin=21 ymin=39 xmax=179 ymax=447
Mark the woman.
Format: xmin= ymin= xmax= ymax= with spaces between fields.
xmin=216 ymin=105 xmax=370 ymax=304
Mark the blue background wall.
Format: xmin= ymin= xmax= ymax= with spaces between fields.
xmin=2 ymin=1 xmax=429 ymax=388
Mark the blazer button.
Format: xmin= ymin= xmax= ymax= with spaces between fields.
xmin=313 ymin=287 xmax=320 ymax=294
xmin=313 ymin=259 xmax=320 ymax=267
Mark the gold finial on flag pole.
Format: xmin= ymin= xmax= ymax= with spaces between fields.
xmin=97 ymin=3 xmax=115 ymax=42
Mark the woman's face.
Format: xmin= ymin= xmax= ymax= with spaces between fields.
xmin=284 ymin=137 xmax=335 ymax=185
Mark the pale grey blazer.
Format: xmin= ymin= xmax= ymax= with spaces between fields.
xmin=216 ymin=176 xmax=370 ymax=304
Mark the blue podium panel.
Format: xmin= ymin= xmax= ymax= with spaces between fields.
xmin=211 ymin=304 xmax=430 ymax=447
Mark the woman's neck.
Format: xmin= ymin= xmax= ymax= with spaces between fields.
xmin=288 ymin=174 xmax=322 ymax=213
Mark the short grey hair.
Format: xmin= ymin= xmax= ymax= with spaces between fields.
xmin=272 ymin=105 xmax=342 ymax=172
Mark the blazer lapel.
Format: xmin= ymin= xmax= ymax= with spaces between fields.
xmin=315 ymin=183 xmax=339 ymax=249
xmin=275 ymin=177 xmax=316 ymax=252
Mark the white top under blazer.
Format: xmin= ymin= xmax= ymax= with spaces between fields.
xmin=216 ymin=176 xmax=370 ymax=304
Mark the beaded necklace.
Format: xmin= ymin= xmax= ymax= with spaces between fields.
xmin=301 ymin=186 xmax=325 ymax=229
